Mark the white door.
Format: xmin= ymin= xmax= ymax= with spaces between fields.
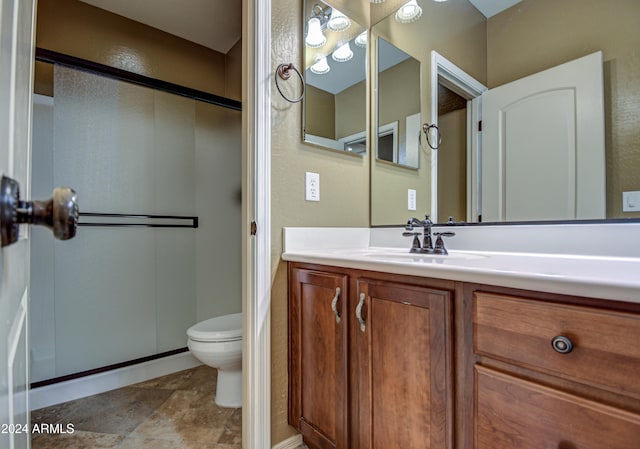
xmin=481 ymin=51 xmax=605 ymax=222
xmin=1 ymin=0 xmax=37 ymax=447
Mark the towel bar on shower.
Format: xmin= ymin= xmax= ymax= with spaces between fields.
xmin=79 ymin=212 xmax=198 ymax=229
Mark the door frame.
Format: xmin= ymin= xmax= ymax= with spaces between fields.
xmin=430 ymin=51 xmax=486 ymax=222
xmin=243 ymin=0 xmax=272 ymax=448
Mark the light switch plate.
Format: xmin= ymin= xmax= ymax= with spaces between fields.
xmin=623 ymin=191 xmax=640 ymax=212
xmin=305 ymin=172 xmax=320 ymax=201
xmin=408 ymin=189 xmax=416 ymax=211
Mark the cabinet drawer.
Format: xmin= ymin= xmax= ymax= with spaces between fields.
xmin=474 ymin=292 xmax=640 ymax=398
xmin=476 ymin=366 xmax=640 ymax=449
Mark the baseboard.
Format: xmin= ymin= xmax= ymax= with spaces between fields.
xmin=30 ymin=351 xmax=201 ymax=411
xmin=272 ymin=434 xmax=303 ymax=449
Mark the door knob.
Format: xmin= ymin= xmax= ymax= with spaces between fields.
xmin=1 ymin=175 xmax=79 ymax=247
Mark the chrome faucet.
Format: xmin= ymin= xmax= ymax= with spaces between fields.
xmin=403 ymin=215 xmax=456 ymax=254
xmin=403 ymin=215 xmax=434 ymax=253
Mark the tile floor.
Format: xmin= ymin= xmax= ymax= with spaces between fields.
xmin=31 ymin=366 xmax=241 ymax=449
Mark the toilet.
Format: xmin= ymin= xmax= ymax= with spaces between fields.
xmin=187 ymin=312 xmax=242 ymax=408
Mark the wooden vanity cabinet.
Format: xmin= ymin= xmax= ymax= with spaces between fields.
xmin=289 ymin=262 xmax=640 ymax=449
xmin=288 ymin=263 xmax=454 ymax=449
xmin=461 ymin=287 xmax=640 ymax=449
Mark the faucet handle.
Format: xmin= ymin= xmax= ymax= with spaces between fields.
xmin=433 ymin=231 xmax=455 ymax=255
xmin=402 ymin=231 xmax=422 ymax=253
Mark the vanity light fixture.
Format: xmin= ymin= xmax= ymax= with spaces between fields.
xmin=327 ymin=8 xmax=350 ymax=31
xmin=355 ymin=30 xmax=367 ymax=48
xmin=370 ymin=0 xmax=386 ymax=3
xmin=332 ymin=42 xmax=354 ymax=62
xmin=310 ymin=55 xmax=331 ymax=74
xmin=306 ymin=17 xmax=326 ymax=48
xmin=395 ymin=0 xmax=423 ymax=23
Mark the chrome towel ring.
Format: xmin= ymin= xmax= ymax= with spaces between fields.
xmin=275 ymin=63 xmax=305 ymax=103
xmin=422 ymin=122 xmax=442 ymax=150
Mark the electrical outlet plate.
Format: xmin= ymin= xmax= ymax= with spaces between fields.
xmin=305 ymin=172 xmax=320 ymax=201
xmin=623 ymin=191 xmax=640 ymax=212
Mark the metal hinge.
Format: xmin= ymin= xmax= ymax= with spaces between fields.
xmin=250 ymin=221 xmax=257 ymax=236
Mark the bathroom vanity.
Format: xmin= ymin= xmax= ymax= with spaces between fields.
xmin=283 ymin=227 xmax=640 ymax=449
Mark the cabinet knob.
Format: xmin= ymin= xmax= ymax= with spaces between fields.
xmin=551 ymin=335 xmax=574 ymax=354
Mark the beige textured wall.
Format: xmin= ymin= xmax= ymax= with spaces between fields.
xmin=271 ymin=0 xmax=370 ymax=444
xmin=371 ymin=0 xmax=486 ymax=224
xmin=488 ymin=0 xmax=640 ymax=218
xmin=305 ymin=85 xmax=336 ymax=138
xmin=335 ymin=80 xmax=367 ymax=139
xmin=36 ymin=0 xmax=240 ymax=101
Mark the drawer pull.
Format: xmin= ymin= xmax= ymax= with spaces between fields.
xmin=331 ymin=287 xmax=341 ymax=324
xmin=356 ymin=292 xmax=366 ymax=332
xmin=551 ymin=335 xmax=574 ymax=354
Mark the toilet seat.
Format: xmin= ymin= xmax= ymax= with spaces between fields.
xmin=187 ymin=312 xmax=242 ymax=342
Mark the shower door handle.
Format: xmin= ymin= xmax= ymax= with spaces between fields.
xmin=1 ymin=175 xmax=79 ymax=247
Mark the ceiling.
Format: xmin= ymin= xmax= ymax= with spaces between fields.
xmin=78 ymin=0 xmax=242 ymax=54
xmin=469 ymin=0 xmax=522 ymax=18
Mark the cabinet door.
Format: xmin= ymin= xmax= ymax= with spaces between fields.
xmin=289 ymin=267 xmax=349 ymax=449
xmin=355 ymin=279 xmax=452 ymax=449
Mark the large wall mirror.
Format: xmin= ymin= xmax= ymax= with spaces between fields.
xmin=303 ymin=0 xmax=368 ymax=155
xmin=370 ymin=0 xmax=640 ymax=226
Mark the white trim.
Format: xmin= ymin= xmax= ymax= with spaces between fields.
xmin=29 ymin=352 xmax=200 ymax=411
xmin=469 ymin=97 xmax=483 ymax=221
xmin=272 ymin=434 xmax=303 ymax=449
xmin=8 ymin=288 xmax=28 ymax=449
xmin=306 ymin=133 xmax=345 ymax=151
xmin=243 ymin=0 xmax=271 ymax=448
xmin=430 ymin=51 xmax=487 ymax=223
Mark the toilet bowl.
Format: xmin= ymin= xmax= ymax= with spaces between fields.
xmin=187 ymin=313 xmax=242 ymax=408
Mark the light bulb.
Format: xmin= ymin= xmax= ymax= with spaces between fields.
xmin=310 ymin=55 xmax=330 ymax=74
xmin=395 ymin=0 xmax=422 ymax=23
xmin=305 ymin=18 xmax=326 ymax=48
xmin=327 ymin=8 xmax=350 ymax=32
xmin=332 ymin=42 xmax=353 ymax=62
xmin=355 ymin=31 xmax=367 ymax=48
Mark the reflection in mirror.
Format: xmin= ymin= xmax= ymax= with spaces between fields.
xmin=376 ymin=37 xmax=421 ymax=168
xmin=370 ymin=0 xmax=640 ymax=225
xmin=303 ymin=0 xmax=367 ymax=155
xmin=370 ymin=2 xmax=430 ymax=226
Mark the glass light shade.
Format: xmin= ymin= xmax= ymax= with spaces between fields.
xmin=310 ymin=55 xmax=330 ymax=74
xmin=327 ymin=8 xmax=351 ymax=32
xmin=355 ymin=31 xmax=367 ymax=48
xmin=395 ymin=0 xmax=422 ymax=23
xmin=332 ymin=42 xmax=353 ymax=62
xmin=305 ymin=18 xmax=326 ymax=48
